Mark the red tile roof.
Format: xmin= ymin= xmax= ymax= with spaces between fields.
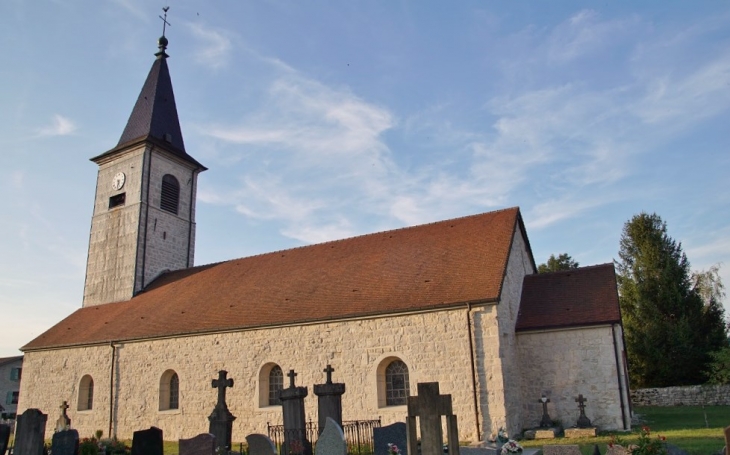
xmin=516 ymin=263 xmax=621 ymax=332
xmin=23 ymin=208 xmax=524 ymax=350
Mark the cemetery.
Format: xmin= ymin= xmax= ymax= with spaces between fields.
xmin=4 ymin=368 xmax=729 ymax=455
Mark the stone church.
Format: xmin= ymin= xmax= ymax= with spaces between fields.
xmin=18 ymin=36 xmax=631 ymax=442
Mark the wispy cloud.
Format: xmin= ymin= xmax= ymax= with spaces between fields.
xmin=185 ymin=22 xmax=232 ymax=69
xmin=38 ymin=115 xmax=76 ymax=136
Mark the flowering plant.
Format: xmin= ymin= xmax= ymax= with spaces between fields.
xmin=289 ymin=439 xmax=305 ymax=455
xmin=500 ymin=440 xmax=523 ymax=455
xmin=388 ymin=443 xmax=402 ymax=455
xmin=629 ymin=426 xmax=667 ymax=455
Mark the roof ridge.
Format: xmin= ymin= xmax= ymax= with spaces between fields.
xmin=529 ymin=262 xmax=615 ymax=278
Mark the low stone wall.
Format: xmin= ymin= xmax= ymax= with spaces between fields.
xmin=631 ymin=385 xmax=730 ymax=406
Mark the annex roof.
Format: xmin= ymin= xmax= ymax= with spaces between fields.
xmin=0 ymin=356 xmax=23 ymax=367
xmin=515 ymin=263 xmax=621 ymax=332
xmin=23 ymin=207 xmax=526 ymax=351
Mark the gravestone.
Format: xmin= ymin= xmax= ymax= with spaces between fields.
xmin=539 ymin=396 xmax=553 ymax=428
xmin=14 ymin=408 xmax=48 ymax=455
xmin=313 ymin=365 xmax=346 ymax=434
xmin=315 ymin=418 xmax=346 ymax=455
xmin=51 ymin=428 xmax=79 ymax=455
xmin=131 ymin=426 xmax=164 ymax=455
xmin=246 ymin=434 xmax=278 ymax=455
xmin=55 ymin=401 xmax=72 ymax=432
xmin=542 ymin=445 xmax=582 ymax=455
xmin=279 ymin=369 xmax=312 ymax=455
xmin=373 ymin=422 xmax=407 ymax=455
xmin=575 ymin=395 xmax=592 ymax=428
xmin=179 ymin=433 xmax=216 ymax=455
xmin=0 ymin=423 xmax=11 ymax=455
xmin=209 ymin=370 xmax=236 ymax=453
xmin=406 ymin=382 xmax=459 ymax=455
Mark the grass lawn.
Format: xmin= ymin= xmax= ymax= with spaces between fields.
xmin=521 ymin=406 xmax=730 ymax=455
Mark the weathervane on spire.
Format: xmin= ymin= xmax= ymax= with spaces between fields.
xmin=159 ymin=6 xmax=171 ymax=37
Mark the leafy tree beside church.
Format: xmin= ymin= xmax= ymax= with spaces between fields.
xmin=616 ymin=212 xmax=727 ymax=388
xmin=537 ymin=253 xmax=579 ymax=273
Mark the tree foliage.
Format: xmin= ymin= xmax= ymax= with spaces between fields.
xmin=537 ymin=253 xmax=580 ymax=273
xmin=616 ymin=213 xmax=727 ymax=388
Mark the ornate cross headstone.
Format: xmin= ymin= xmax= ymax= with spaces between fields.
xmin=406 ymin=382 xmax=460 ymax=455
xmin=279 ymin=368 xmax=311 ymax=455
xmin=209 ymin=370 xmax=236 ymax=453
xmin=575 ymin=395 xmax=592 ymax=428
xmin=539 ymin=395 xmax=553 ymax=428
xmin=51 ymin=428 xmax=80 ymax=455
xmin=314 ymin=364 xmax=346 ymax=435
xmin=56 ymin=400 xmax=72 ymax=432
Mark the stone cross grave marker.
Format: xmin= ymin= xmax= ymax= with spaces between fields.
xmin=14 ymin=408 xmax=48 ymax=455
xmin=179 ymin=433 xmax=216 ymax=455
xmin=314 ymin=364 xmax=346 ymax=434
xmin=51 ymin=428 xmax=79 ymax=455
xmin=280 ymin=368 xmax=312 ymax=455
xmin=575 ymin=395 xmax=592 ymax=428
xmin=373 ymin=422 xmax=407 ymax=455
xmin=315 ymin=418 xmax=347 ymax=455
xmin=246 ymin=434 xmax=278 ymax=455
xmin=131 ymin=426 xmax=164 ymax=455
xmin=0 ymin=423 xmax=11 ymax=455
xmin=406 ymin=382 xmax=460 ymax=455
xmin=55 ymin=401 xmax=72 ymax=432
xmin=209 ymin=370 xmax=236 ymax=453
xmin=539 ymin=395 xmax=552 ymax=428
xmin=543 ymin=445 xmax=583 ymax=455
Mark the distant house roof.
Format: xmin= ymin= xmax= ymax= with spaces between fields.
xmin=0 ymin=356 xmax=23 ymax=367
xmin=23 ymin=207 xmax=530 ymax=351
xmin=516 ymin=263 xmax=621 ymax=332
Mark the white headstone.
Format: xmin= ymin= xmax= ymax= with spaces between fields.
xmin=315 ymin=418 xmax=347 ymax=455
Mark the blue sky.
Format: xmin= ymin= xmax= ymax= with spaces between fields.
xmin=1 ymin=1 xmax=729 ymax=357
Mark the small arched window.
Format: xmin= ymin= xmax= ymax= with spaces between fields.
xmin=78 ymin=375 xmax=94 ymax=411
xmin=159 ymin=370 xmax=180 ymax=411
xmin=385 ymin=360 xmax=410 ymax=406
xmin=160 ymin=174 xmax=180 ymax=215
xmin=269 ymin=366 xmax=284 ymax=405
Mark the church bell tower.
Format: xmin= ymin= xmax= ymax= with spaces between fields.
xmin=83 ymin=35 xmax=207 ymax=307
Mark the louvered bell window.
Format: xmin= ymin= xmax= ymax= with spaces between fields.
xmin=160 ymin=174 xmax=180 ymax=215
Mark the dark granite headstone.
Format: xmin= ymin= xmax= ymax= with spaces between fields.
xmin=209 ymin=370 xmax=236 ymax=453
xmin=406 ymin=383 xmax=459 ymax=455
xmin=246 ymin=434 xmax=278 ymax=455
xmin=51 ymin=429 xmax=79 ymax=455
xmin=0 ymin=424 xmax=11 ymax=455
xmin=374 ymin=422 xmax=407 ymax=455
xmin=14 ymin=408 xmax=48 ymax=455
xmin=280 ymin=369 xmax=312 ymax=455
xmin=315 ymin=418 xmax=346 ymax=455
xmin=314 ymin=365 xmax=346 ymax=435
xmin=131 ymin=426 xmax=164 ymax=455
xmin=575 ymin=395 xmax=592 ymax=428
xmin=543 ymin=445 xmax=582 ymax=455
xmin=179 ymin=433 xmax=216 ymax=455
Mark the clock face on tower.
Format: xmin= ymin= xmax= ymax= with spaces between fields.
xmin=112 ymin=172 xmax=126 ymax=191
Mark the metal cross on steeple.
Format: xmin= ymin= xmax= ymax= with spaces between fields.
xmin=159 ymin=6 xmax=171 ymax=37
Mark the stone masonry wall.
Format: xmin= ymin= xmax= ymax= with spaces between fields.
xmin=631 ymin=385 xmax=730 ymax=406
xmin=517 ymin=325 xmax=627 ymax=431
xmin=19 ymin=309 xmax=484 ymax=442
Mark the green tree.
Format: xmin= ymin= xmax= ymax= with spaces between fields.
xmin=616 ymin=213 xmax=727 ymax=388
xmin=537 ymin=253 xmax=580 ymax=273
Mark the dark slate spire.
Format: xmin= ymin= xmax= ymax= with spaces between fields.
xmin=112 ymin=36 xmax=204 ymax=168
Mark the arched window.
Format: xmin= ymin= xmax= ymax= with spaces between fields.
xmin=258 ymin=363 xmax=284 ymax=407
xmin=160 ymin=174 xmax=180 ymax=215
xmin=384 ymin=359 xmax=410 ymax=406
xmin=159 ymin=370 xmax=180 ymax=411
xmin=78 ymin=375 xmax=94 ymax=411
xmin=269 ymin=366 xmax=284 ymax=405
